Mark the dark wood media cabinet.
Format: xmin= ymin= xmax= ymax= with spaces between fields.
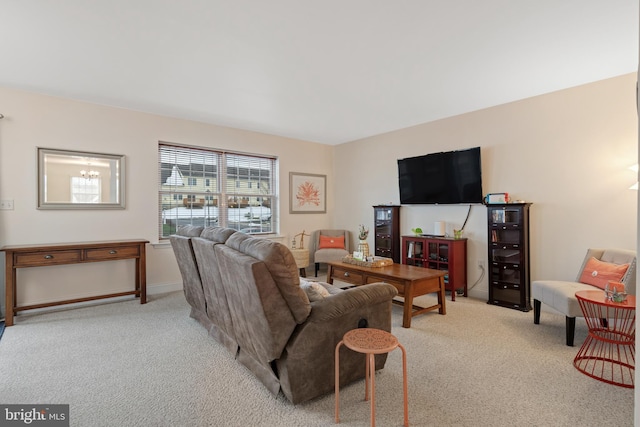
xmin=486 ymin=203 xmax=532 ymax=311
xmin=401 ymin=235 xmax=467 ymax=301
xmin=373 ymin=205 xmax=401 ymax=263
xmin=3 ymin=239 xmax=148 ymax=326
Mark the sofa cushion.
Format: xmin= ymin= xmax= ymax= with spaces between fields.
xmin=300 ymin=279 xmax=343 ymax=300
xmin=578 ymin=257 xmax=629 ymax=290
xmin=200 ymin=226 xmax=236 ymax=243
xmin=176 ymin=225 xmax=204 ymax=237
xmin=300 ymin=279 xmax=332 ymax=301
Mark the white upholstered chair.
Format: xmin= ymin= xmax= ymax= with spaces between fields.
xmin=308 ymin=229 xmax=352 ymax=276
xmin=532 ymin=248 xmax=636 ymax=346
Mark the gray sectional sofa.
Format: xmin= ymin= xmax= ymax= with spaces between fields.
xmin=170 ymin=226 xmax=398 ymax=404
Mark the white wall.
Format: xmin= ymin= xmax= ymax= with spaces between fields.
xmin=0 ymin=86 xmax=334 ymax=309
xmin=333 ymin=73 xmax=638 ymax=300
xmin=0 ymin=73 xmax=636 ymax=309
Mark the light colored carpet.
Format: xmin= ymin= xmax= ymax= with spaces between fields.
xmin=0 ymin=285 xmax=634 ymax=427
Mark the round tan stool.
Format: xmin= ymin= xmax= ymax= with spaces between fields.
xmin=335 ymin=328 xmax=408 ymax=427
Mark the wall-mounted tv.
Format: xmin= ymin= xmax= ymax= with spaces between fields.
xmin=398 ymin=147 xmax=483 ymax=204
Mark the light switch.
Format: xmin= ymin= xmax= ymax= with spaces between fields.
xmin=0 ymin=200 xmax=14 ymax=210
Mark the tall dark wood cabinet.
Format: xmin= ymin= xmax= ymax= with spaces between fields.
xmin=373 ymin=205 xmax=400 ymax=263
xmin=487 ymin=203 xmax=532 ymax=311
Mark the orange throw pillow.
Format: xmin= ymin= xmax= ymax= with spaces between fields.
xmin=578 ymin=257 xmax=629 ymax=290
xmin=318 ymin=235 xmax=345 ymax=249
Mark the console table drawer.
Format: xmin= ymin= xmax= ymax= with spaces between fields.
xmin=86 ymin=246 xmax=140 ymax=260
xmin=331 ymin=267 xmax=364 ymax=285
xmin=15 ymin=250 xmax=82 ymax=267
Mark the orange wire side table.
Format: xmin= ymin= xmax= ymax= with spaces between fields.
xmin=335 ymin=328 xmax=408 ymax=427
xmin=574 ymin=290 xmax=636 ymax=388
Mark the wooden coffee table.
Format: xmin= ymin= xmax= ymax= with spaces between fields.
xmin=327 ymin=261 xmax=446 ymax=328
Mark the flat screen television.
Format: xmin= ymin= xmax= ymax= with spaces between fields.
xmin=398 ymin=147 xmax=483 ymax=204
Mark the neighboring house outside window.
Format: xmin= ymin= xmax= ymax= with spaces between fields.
xmin=158 ymin=143 xmax=277 ymax=239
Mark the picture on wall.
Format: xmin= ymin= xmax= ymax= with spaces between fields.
xmin=289 ymin=172 xmax=326 ymax=214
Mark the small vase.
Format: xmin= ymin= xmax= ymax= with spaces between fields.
xmin=357 ymin=240 xmax=370 ymax=258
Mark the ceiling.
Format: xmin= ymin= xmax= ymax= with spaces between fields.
xmin=1 ymin=1 xmax=637 ymax=145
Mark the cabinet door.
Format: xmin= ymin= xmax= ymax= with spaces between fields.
xmin=403 ymin=238 xmax=424 ymax=266
xmin=491 ymin=263 xmax=521 ymax=286
xmin=489 ymin=207 xmax=523 ymax=264
xmin=375 ymin=232 xmax=392 ymax=257
xmin=375 ymin=208 xmax=393 ymax=221
xmin=489 ymin=283 xmax=522 ymax=307
xmin=375 ymin=220 xmax=392 ymax=256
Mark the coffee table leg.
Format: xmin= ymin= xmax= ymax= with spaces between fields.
xmin=403 ymin=284 xmax=414 ymax=328
xmin=438 ymin=277 xmax=446 ymax=315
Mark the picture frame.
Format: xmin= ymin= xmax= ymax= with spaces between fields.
xmin=289 ymin=172 xmax=326 ymax=214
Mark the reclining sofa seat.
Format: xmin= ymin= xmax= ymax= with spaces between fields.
xmin=170 ymin=226 xmax=398 ymax=404
xmin=191 ymin=227 xmax=240 ymax=354
xmin=170 ymin=226 xmax=240 ymax=354
xmin=169 ymin=225 xmax=207 ymax=325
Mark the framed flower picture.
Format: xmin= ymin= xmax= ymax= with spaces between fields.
xmin=289 ymin=172 xmax=326 ymax=214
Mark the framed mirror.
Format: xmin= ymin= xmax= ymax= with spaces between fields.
xmin=38 ymin=148 xmax=126 ymax=209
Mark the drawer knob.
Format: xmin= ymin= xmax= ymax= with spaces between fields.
xmin=109 ymin=250 xmax=117 ymax=254
xmin=44 ymin=254 xmax=54 ymax=259
xmin=343 ymin=272 xmax=350 ymax=277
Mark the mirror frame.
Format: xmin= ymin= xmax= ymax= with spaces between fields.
xmin=37 ymin=147 xmax=126 ymax=210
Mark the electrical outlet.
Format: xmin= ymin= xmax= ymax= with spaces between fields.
xmin=0 ymin=200 xmax=14 ymax=210
xmin=477 ymin=259 xmax=485 ymax=269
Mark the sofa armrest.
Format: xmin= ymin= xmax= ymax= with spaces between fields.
xmin=276 ymin=282 xmax=398 ymax=403
xmin=306 ymin=282 xmax=398 ymax=323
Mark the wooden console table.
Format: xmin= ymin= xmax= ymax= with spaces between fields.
xmin=3 ymin=239 xmax=148 ymax=326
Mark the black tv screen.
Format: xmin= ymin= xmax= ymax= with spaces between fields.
xmin=398 ymin=147 xmax=483 ymax=204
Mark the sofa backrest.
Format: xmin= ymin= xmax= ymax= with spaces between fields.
xmin=215 ymin=244 xmax=298 ymax=362
xmin=211 ymin=232 xmax=311 ymax=364
xmin=224 ymin=232 xmax=311 ymax=323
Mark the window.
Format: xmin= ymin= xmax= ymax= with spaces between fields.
xmin=158 ymin=143 xmax=277 ymax=239
xmin=71 ymin=177 xmax=101 ymax=203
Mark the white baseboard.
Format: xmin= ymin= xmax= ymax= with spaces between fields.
xmin=148 ymin=282 xmax=183 ymax=295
